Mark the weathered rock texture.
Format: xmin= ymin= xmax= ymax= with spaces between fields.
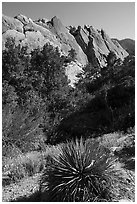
xmin=2 ymin=14 xmax=88 ymax=85
xmin=112 ymin=38 xmax=135 ymax=56
xmin=2 ymin=14 xmax=128 ymax=85
xmin=69 ymin=25 xmax=128 ymax=67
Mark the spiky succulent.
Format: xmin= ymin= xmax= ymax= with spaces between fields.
xmin=40 ymin=138 xmax=134 ymax=202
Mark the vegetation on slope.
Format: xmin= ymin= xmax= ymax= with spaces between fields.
xmin=2 ymin=38 xmax=135 ymax=201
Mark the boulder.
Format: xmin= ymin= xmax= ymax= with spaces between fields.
xmin=2 ymin=14 xmax=89 ymax=86
xmin=2 ymin=30 xmax=25 ymax=49
xmin=14 ymin=14 xmax=31 ymax=25
xmin=2 ymin=14 xmax=23 ymax=33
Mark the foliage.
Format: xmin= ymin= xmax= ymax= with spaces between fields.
xmin=3 ymin=151 xmax=47 ymax=184
xmin=47 ymin=54 xmax=135 ymax=143
xmin=106 ymin=51 xmax=117 ymax=66
xmin=3 ymin=37 xmax=135 ymax=146
xmin=2 ymin=80 xmax=18 ymax=110
xmin=2 ymin=38 xmax=79 ymax=150
xmin=74 ymin=55 xmax=135 ymax=132
xmin=2 ymin=103 xmax=45 ymax=153
xmin=40 ymin=138 xmax=134 ymax=201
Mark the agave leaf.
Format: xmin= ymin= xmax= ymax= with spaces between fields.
xmin=40 ymin=138 xmax=135 ymax=202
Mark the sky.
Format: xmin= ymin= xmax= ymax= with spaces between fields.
xmin=2 ymin=1 xmax=135 ymax=40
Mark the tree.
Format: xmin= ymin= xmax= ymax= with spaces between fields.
xmin=106 ymin=51 xmax=117 ymax=66
xmin=3 ymin=38 xmax=77 ymax=145
xmin=74 ymin=56 xmax=135 ymax=133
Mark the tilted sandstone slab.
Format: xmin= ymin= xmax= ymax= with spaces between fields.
xmin=2 ymin=14 xmax=128 ymax=85
xmin=69 ymin=25 xmax=128 ymax=67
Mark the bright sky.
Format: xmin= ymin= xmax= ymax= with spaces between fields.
xmin=2 ymin=1 xmax=135 ymax=40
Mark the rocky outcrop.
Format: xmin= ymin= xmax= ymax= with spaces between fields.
xmin=2 ymin=14 xmax=87 ymax=64
xmin=69 ymin=25 xmax=128 ymax=67
xmin=2 ymin=14 xmax=129 ymax=85
xmin=112 ymin=38 xmax=135 ymax=56
xmin=2 ymin=14 xmax=24 ymax=33
xmin=2 ymin=14 xmax=88 ymax=85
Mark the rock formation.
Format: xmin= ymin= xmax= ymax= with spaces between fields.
xmin=69 ymin=25 xmax=128 ymax=67
xmin=2 ymin=14 xmax=129 ymax=85
xmin=112 ymin=38 xmax=135 ymax=56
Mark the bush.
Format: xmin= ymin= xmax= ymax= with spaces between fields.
xmin=40 ymin=138 xmax=134 ymax=201
xmin=2 ymin=38 xmax=74 ymax=146
xmin=2 ymin=151 xmax=47 ymax=184
xmin=2 ymin=106 xmax=45 ymax=153
xmin=106 ymin=51 xmax=117 ymax=66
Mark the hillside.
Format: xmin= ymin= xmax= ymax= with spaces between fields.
xmin=2 ymin=13 xmax=135 ymax=202
xmin=2 ymin=14 xmax=129 ymax=85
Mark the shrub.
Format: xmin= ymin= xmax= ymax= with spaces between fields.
xmin=106 ymin=51 xmax=117 ymax=66
xmin=40 ymin=138 xmax=134 ymax=201
xmin=2 ymin=106 xmax=45 ymax=153
xmin=2 ymin=151 xmax=47 ymax=184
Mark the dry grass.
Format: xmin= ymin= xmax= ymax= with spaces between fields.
xmin=3 ymin=151 xmax=47 ymax=184
xmin=2 ymin=131 xmax=135 ymax=202
xmin=94 ymin=129 xmax=135 ymax=153
xmin=2 ymin=142 xmax=63 ymax=186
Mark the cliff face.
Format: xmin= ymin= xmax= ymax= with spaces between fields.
xmin=112 ymin=38 xmax=135 ymax=56
xmin=2 ymin=14 xmax=87 ymax=64
xmin=2 ymin=14 xmax=128 ymax=85
xmin=69 ymin=25 xmax=128 ymax=67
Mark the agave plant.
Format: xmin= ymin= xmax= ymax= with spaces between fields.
xmin=40 ymin=138 xmax=134 ymax=202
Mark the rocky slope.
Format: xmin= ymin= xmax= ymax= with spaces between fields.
xmin=112 ymin=38 xmax=135 ymax=56
xmin=69 ymin=25 xmax=128 ymax=67
xmin=2 ymin=14 xmax=128 ymax=85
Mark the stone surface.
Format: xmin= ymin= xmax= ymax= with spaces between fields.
xmin=65 ymin=61 xmax=83 ymax=86
xmin=2 ymin=14 xmax=87 ymax=65
xmin=112 ymin=38 xmax=135 ymax=56
xmin=2 ymin=14 xmax=88 ymax=86
xmin=2 ymin=14 xmax=24 ymax=33
xmin=69 ymin=25 xmax=128 ymax=67
xmin=2 ymin=14 xmax=129 ymax=85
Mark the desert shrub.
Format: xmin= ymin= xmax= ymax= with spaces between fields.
xmin=112 ymin=99 xmax=135 ymax=132
xmin=2 ymin=38 xmax=75 ymax=146
xmin=74 ymin=55 xmax=135 ymax=135
xmin=3 ymin=154 xmax=28 ymax=182
xmin=93 ymin=130 xmax=135 ymax=172
xmin=95 ymin=130 xmax=135 ymax=154
xmin=2 ymin=106 xmax=45 ymax=153
xmin=40 ymin=138 xmax=134 ymax=201
xmin=2 ymin=151 xmax=48 ymax=184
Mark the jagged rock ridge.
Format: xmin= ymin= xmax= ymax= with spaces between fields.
xmin=2 ymin=14 xmax=128 ymax=85
xmin=69 ymin=25 xmax=128 ymax=67
xmin=112 ymin=38 xmax=135 ymax=56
